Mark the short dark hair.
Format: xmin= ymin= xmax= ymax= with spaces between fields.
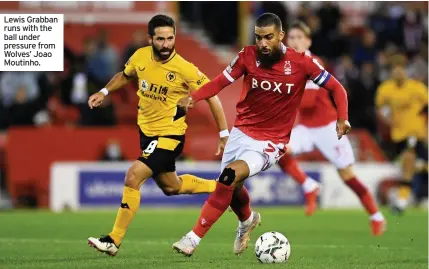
xmin=390 ymin=53 xmax=407 ymax=67
xmin=289 ymin=21 xmax=312 ymax=38
xmin=148 ymin=14 xmax=175 ymax=36
xmin=255 ymin=13 xmax=282 ymax=31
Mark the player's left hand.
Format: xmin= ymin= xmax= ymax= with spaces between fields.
xmin=216 ymin=136 xmax=228 ymax=155
xmin=88 ymin=92 xmax=105 ymax=109
xmin=178 ymin=96 xmax=194 ymax=112
xmin=336 ymin=119 xmax=351 ymax=140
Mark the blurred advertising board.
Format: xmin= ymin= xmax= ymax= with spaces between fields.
xmin=50 ymin=161 xmax=399 ymax=212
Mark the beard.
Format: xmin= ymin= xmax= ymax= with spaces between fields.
xmin=256 ymin=46 xmax=283 ymax=68
xmin=152 ymin=44 xmax=175 ymax=60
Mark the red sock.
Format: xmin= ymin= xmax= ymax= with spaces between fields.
xmin=345 ymin=177 xmax=378 ymax=215
xmin=278 ymin=154 xmax=307 ymax=184
xmin=193 ymin=182 xmax=234 ymax=238
xmin=230 ymin=186 xmax=252 ymax=222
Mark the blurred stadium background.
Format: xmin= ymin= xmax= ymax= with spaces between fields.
xmin=0 ymin=2 xmax=428 ymax=269
xmin=0 ymin=0 xmax=427 ymax=211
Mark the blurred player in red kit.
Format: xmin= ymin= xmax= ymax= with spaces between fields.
xmin=173 ymin=13 xmax=351 ymax=256
xmin=279 ymin=21 xmax=385 ymax=235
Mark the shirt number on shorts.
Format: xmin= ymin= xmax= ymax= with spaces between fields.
xmin=144 ymin=140 xmax=158 ymax=154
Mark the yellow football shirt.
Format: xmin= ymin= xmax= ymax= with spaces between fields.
xmin=124 ymin=46 xmax=209 ymax=137
xmin=376 ymin=79 xmax=428 ymax=142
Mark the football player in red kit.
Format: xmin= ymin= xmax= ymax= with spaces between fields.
xmin=172 ymin=13 xmax=350 ymax=257
xmin=278 ymin=21 xmax=385 ymax=235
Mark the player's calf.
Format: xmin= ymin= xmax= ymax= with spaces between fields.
xmin=160 ymin=186 xmax=180 ymax=196
xmin=155 ymin=172 xmax=186 ymax=196
xmin=394 ymin=150 xmax=416 ymax=213
xmin=278 ymin=154 xmax=319 ymax=215
xmin=178 ymin=174 xmax=217 ymax=194
xmin=173 ymin=162 xmax=250 ymax=256
xmin=93 ymin=161 xmax=150 ymax=250
xmin=156 ymin=173 xmax=216 ymax=196
xmin=340 ymin=166 xmax=385 ymax=235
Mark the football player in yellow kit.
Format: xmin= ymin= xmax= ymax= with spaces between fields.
xmin=87 ymin=14 xmax=228 ymax=256
xmin=376 ymin=58 xmax=428 ymax=214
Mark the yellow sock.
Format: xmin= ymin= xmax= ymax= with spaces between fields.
xmin=398 ymin=185 xmax=411 ymax=200
xmin=178 ymin=174 xmax=216 ymax=194
xmin=109 ymin=186 xmax=140 ymax=246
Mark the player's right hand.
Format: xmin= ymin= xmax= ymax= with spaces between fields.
xmin=336 ymin=119 xmax=351 ymax=140
xmin=178 ymin=96 xmax=194 ymax=112
xmin=88 ymin=92 xmax=105 ymax=109
xmin=215 ymin=136 xmax=228 ymax=155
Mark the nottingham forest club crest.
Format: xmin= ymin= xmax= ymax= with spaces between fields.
xmin=284 ymin=61 xmax=292 ymax=75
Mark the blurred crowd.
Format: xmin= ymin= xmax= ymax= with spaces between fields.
xmin=0 ymin=29 xmax=149 ymax=131
xmin=0 ymin=27 xmax=149 ymax=201
xmin=291 ymin=2 xmax=428 ymax=136
xmin=0 ymin=2 xmax=427 ymax=199
xmin=182 ymin=1 xmax=428 ymax=135
xmin=1 ymin=2 xmax=426 ymax=132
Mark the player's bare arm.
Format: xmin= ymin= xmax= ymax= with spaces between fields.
xmin=178 ymin=73 xmax=232 ymax=111
xmin=88 ymin=71 xmax=136 ymax=109
xmin=205 ymin=96 xmax=229 ymax=155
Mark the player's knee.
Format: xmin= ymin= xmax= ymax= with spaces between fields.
xmin=218 ymin=167 xmax=236 ymax=186
xmin=338 ymin=165 xmax=354 ymax=181
xmin=124 ymin=168 xmax=141 ymax=190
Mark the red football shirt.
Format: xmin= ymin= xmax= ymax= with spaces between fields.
xmin=297 ymin=51 xmax=337 ymax=127
xmin=221 ymin=45 xmax=332 ymax=144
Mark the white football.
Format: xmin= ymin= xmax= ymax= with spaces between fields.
xmin=255 ymin=231 xmax=291 ymax=264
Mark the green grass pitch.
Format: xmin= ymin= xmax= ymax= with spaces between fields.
xmin=0 ymin=208 xmax=427 ymax=269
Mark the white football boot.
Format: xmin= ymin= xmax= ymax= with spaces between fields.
xmin=172 ymin=235 xmax=198 ymax=257
xmin=88 ymin=235 xmax=119 ymax=256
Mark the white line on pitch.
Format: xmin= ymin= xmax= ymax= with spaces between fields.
xmin=0 ymin=238 xmax=415 ymax=250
